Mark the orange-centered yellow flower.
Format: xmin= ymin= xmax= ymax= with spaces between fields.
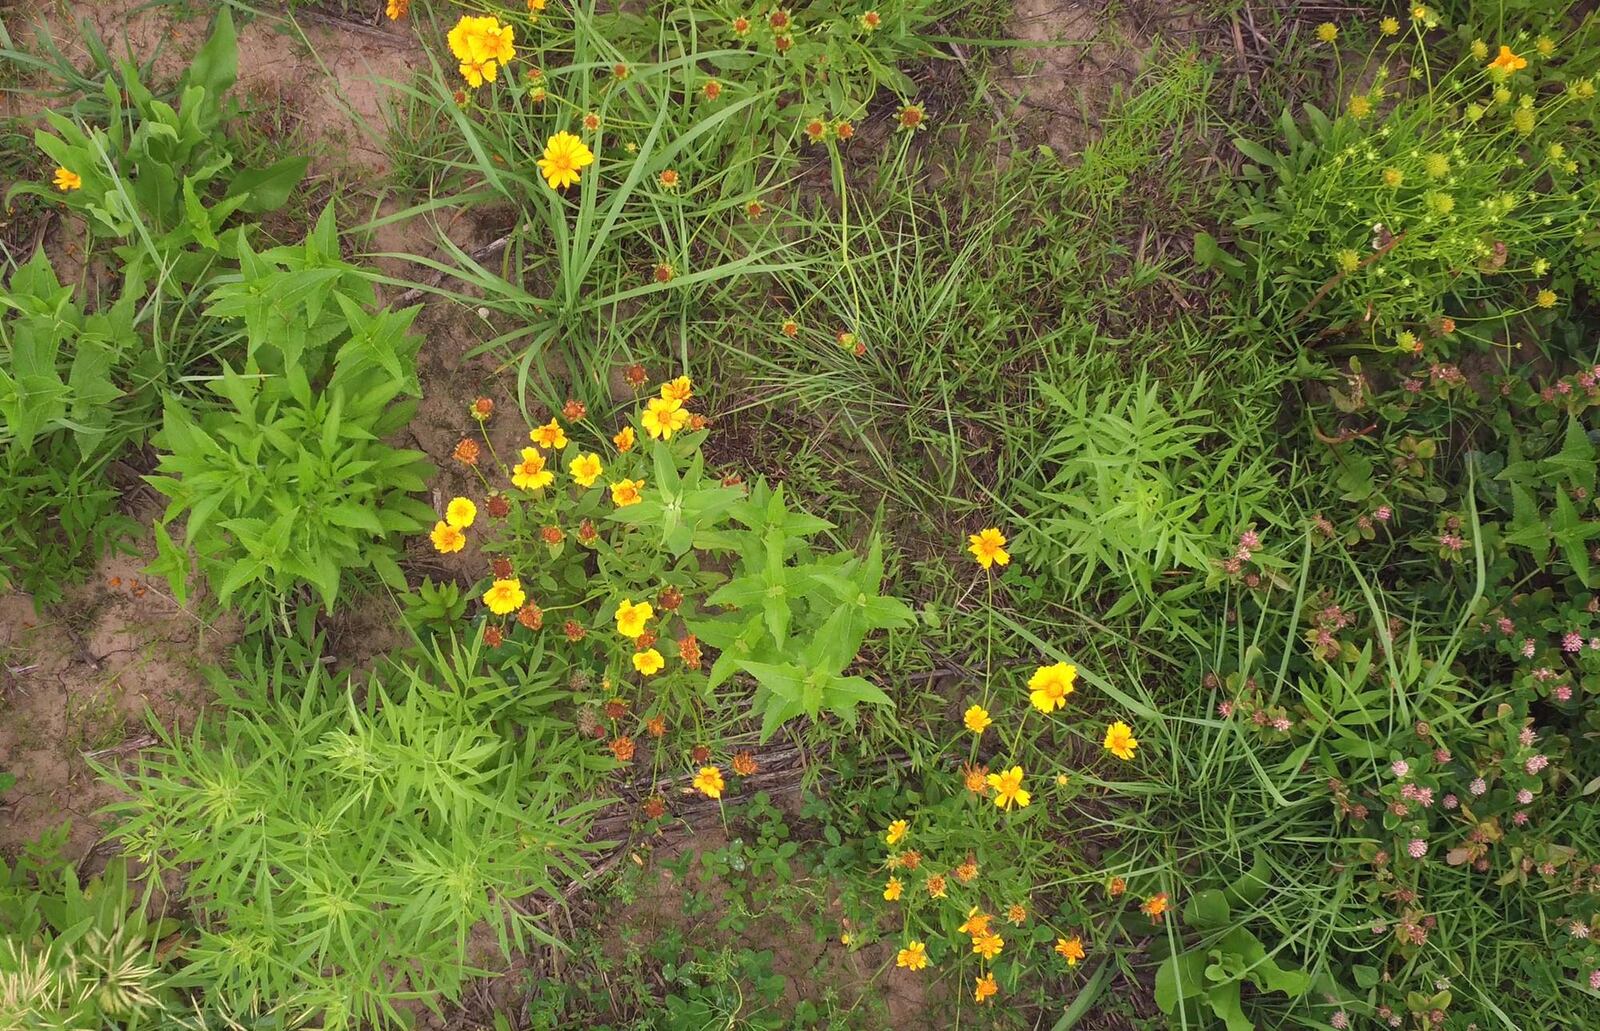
xmin=967 ymin=527 xmax=1009 ymax=568
xmin=569 ymin=452 xmax=604 ymax=487
xmin=613 ymin=425 xmax=636 ymax=452
xmin=1142 ymin=892 xmax=1169 ymax=921
xmin=633 ymin=648 xmax=665 ymax=676
xmin=429 ymin=521 xmax=465 ymax=554
xmin=52 ymin=167 xmax=82 ymax=191
xmin=1488 ymin=45 xmax=1527 ymax=74
xmin=530 ymin=418 xmax=567 ymax=449
xmin=512 ymin=448 xmax=554 ymax=491
xmin=963 ymin=704 xmax=992 ymax=734
xmin=660 ymin=375 xmax=694 ymax=404
xmin=1055 ymin=936 xmax=1086 ymax=965
xmin=986 ymin=766 xmax=1030 ymax=810
xmin=483 ymin=578 xmax=526 ymax=615
xmin=615 ymin=598 xmax=653 ymax=638
xmin=445 ymin=497 xmax=477 ymax=528
xmin=958 ymin=908 xmax=991 ymax=937
xmin=611 ymin=478 xmax=644 ymax=507
xmin=1027 ymin=661 xmax=1077 ymax=713
xmin=973 ymin=973 xmax=998 ymax=1003
xmin=692 ymin=766 xmax=724 ymax=798
xmin=1104 ymin=721 xmax=1139 ymax=760
xmin=885 ymin=819 xmax=908 ymax=845
xmin=537 ymin=131 xmax=594 ymax=190
xmin=971 ymin=930 xmax=1004 ymax=961
xmin=883 ymin=876 xmax=903 ymax=901
xmin=642 ymin=396 xmax=689 ymax=440
xmin=895 ymin=941 xmax=927 ymax=970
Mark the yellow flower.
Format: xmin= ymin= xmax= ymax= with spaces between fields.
xmin=385 ymin=0 xmax=409 ymax=19
xmin=1104 ymin=721 xmax=1139 ymax=760
xmin=530 ymin=418 xmax=568 ymax=449
xmin=971 ymin=931 xmax=1004 ymax=961
xmin=1336 ymin=249 xmax=1361 ymax=274
xmin=641 ymin=396 xmax=689 ymax=440
xmin=1315 ymin=22 xmax=1337 ymax=43
xmin=633 ymin=648 xmax=665 ymax=676
xmin=52 ymin=167 xmax=81 ymax=191
xmin=895 ymin=940 xmax=927 ymax=970
xmin=1471 ymin=39 xmax=1489 ymax=60
xmin=512 ymin=448 xmax=554 ymax=491
xmin=660 ymin=375 xmax=694 ymax=404
xmin=1055 ymin=936 xmax=1086 ymax=965
xmin=986 ymin=766 xmax=1030 ymax=810
xmin=613 ymin=425 xmax=636 ymax=452
xmin=458 ymin=59 xmax=499 ymax=89
xmin=1348 ymin=95 xmax=1372 ymax=119
xmin=1027 ymin=662 xmax=1077 ymax=713
xmin=446 ymin=497 xmax=477 ymax=528
xmin=538 ymin=131 xmax=594 ymax=190
xmin=1379 ymin=16 xmax=1398 ymax=35
xmin=1536 ymin=289 xmax=1557 ymax=309
xmin=967 ymin=527 xmax=1009 ymax=569
xmin=963 ymin=704 xmax=992 ymax=735
xmin=1409 ymin=5 xmax=1428 ymax=21
xmin=1488 ymin=45 xmax=1527 ymax=75
xmin=570 ymin=452 xmax=604 ymax=487
xmin=1381 ymin=167 xmax=1404 ymax=188
xmin=885 ymin=819 xmax=908 ymax=845
xmin=954 ymin=857 xmax=979 ymax=883
xmin=447 ymin=14 xmax=515 ymax=64
xmin=611 ymin=478 xmax=644 ymax=507
xmin=692 ymin=766 xmax=725 ymax=799
xmin=429 ymin=521 xmax=465 ymax=554
xmin=1142 ymin=892 xmax=1170 ymax=921
xmin=615 ymin=598 xmax=654 ymax=638
xmin=973 ymin=973 xmax=998 ymax=1004
xmin=958 ymin=908 xmax=991 ymax=937
xmin=1005 ymin=903 xmax=1027 ymax=925
xmin=1535 ymin=35 xmax=1554 ymax=57
xmin=883 ymin=877 xmax=903 ymax=901
xmin=483 ymin=578 xmax=526 ymax=616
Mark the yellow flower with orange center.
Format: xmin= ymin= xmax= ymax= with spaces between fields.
xmin=537 ymin=131 xmax=594 ymax=189
xmin=1027 ymin=661 xmax=1077 ymax=713
xmin=973 ymin=973 xmax=998 ymax=1004
xmin=642 ymin=396 xmax=689 ymax=440
xmin=614 ymin=598 xmax=653 ymax=638
xmin=660 ymin=375 xmax=694 ymax=404
xmin=1055 ymin=936 xmax=1086 ymax=965
xmin=692 ymin=766 xmax=724 ymax=799
xmin=613 ymin=425 xmax=636 ymax=452
xmin=632 ymin=648 xmax=665 ymax=676
xmin=429 ymin=521 xmax=465 ymax=554
xmin=986 ymin=766 xmax=1030 ymax=810
xmin=530 ymin=418 xmax=567 ymax=449
xmin=445 ymin=497 xmax=477 ymax=528
xmin=1488 ymin=45 xmax=1527 ymax=75
xmin=1104 ymin=721 xmax=1139 ymax=760
xmin=52 ymin=167 xmax=82 ymax=191
xmin=885 ymin=819 xmax=908 ymax=845
xmin=569 ymin=452 xmax=604 ymax=487
xmin=971 ymin=931 xmax=1004 ymax=961
xmin=483 ymin=578 xmax=526 ymax=616
xmin=883 ymin=877 xmax=903 ymax=901
xmin=967 ymin=527 xmax=1009 ymax=568
xmin=963 ymin=704 xmax=991 ymax=734
xmin=895 ymin=941 xmax=927 ymax=970
xmin=512 ymin=448 xmax=554 ymax=491
xmin=957 ymin=908 xmax=991 ymax=937
xmin=611 ymin=478 xmax=644 ymax=507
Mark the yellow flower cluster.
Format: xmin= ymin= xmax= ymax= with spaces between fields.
xmin=429 ymin=496 xmax=476 ymax=553
xmin=447 ymin=15 xmax=515 ymax=88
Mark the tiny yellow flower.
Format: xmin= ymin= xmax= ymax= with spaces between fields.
xmin=693 ymin=766 xmax=725 ymax=798
xmin=885 ymin=819 xmax=909 ymax=845
xmin=537 ymin=131 xmax=595 ymax=190
xmin=883 ymin=876 xmax=903 ymax=901
xmin=1423 ymin=153 xmax=1449 ymax=179
xmin=1488 ymin=45 xmax=1527 ymax=75
xmin=613 ymin=425 xmax=636 ymax=452
xmin=1471 ymin=39 xmax=1489 ymax=61
xmin=1027 ymin=662 xmax=1077 ymax=713
xmin=1336 ymin=249 xmax=1361 ymax=274
xmin=1315 ymin=22 xmax=1337 ymax=43
xmin=660 ymin=375 xmax=694 ymax=404
xmin=445 ymin=497 xmax=477 ymax=529
xmin=530 ymin=418 xmax=568 ymax=449
xmin=641 ymin=396 xmax=689 ymax=440
xmin=967 ymin=527 xmax=1009 ymax=569
xmin=483 ymin=578 xmax=526 ymax=616
xmin=971 ymin=930 xmax=1004 ymax=961
xmin=429 ymin=521 xmax=465 ymax=554
xmin=974 ymin=973 xmax=998 ymax=1003
xmin=632 ymin=648 xmax=665 ymax=676
xmin=1348 ymin=95 xmax=1372 ymax=119
xmin=570 ymin=452 xmax=604 ymax=487
xmin=1379 ymin=16 xmax=1398 ymax=35
xmin=958 ymin=908 xmax=991 ymax=937
xmin=615 ymin=598 xmax=654 ymax=638
xmin=895 ymin=940 xmax=927 ymax=970
xmin=1535 ymin=35 xmax=1554 ymax=57
xmin=1006 ymin=903 xmax=1027 ymax=925
xmin=963 ymin=704 xmax=992 ymax=734
xmin=1104 ymin=721 xmax=1139 ymax=760
xmin=1055 ymin=936 xmax=1086 ymax=966
xmin=1381 ymin=167 xmax=1404 ymax=188
xmin=611 ymin=478 xmax=645 ymax=507
xmin=986 ymin=766 xmax=1030 ymax=810
xmin=1536 ymin=289 xmax=1557 ymax=309
xmin=52 ymin=167 xmax=82 ymax=191
xmin=512 ymin=448 xmax=554 ymax=491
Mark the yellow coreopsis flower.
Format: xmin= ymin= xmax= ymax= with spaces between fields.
xmin=512 ymin=448 xmax=554 ymax=491
xmin=974 ymin=973 xmax=998 ymax=1003
xmin=570 ymin=452 xmax=604 ymax=487
xmin=660 ymin=375 xmax=694 ymax=404
xmin=1488 ymin=45 xmax=1527 ymax=75
xmin=632 ymin=648 xmax=665 ymax=676
xmin=429 ymin=521 xmax=465 ymax=554
xmin=445 ymin=497 xmax=477 ymax=528
xmin=958 ymin=908 xmax=991 ymax=937
xmin=1027 ymin=662 xmax=1077 ymax=713
xmin=530 ymin=418 xmax=567 ymax=449
xmin=692 ymin=766 xmax=725 ymax=799
xmin=458 ymin=59 xmax=499 ymax=89
xmin=1104 ymin=721 xmax=1139 ymax=760
xmin=970 ymin=931 xmax=1004 ymax=961
xmin=885 ymin=819 xmax=909 ymax=845
xmin=967 ymin=527 xmax=1009 ymax=569
xmin=895 ymin=940 xmax=927 ymax=970
xmin=1055 ymin=936 xmax=1086 ymax=966
xmin=615 ymin=598 xmax=654 ymax=638
xmin=611 ymin=478 xmax=644 ymax=507
xmin=986 ymin=766 xmax=1030 ymax=810
xmin=52 ymin=167 xmax=81 ymax=191
xmin=641 ymin=396 xmax=689 ymax=440
xmin=483 ymin=578 xmax=526 ymax=616
xmin=963 ymin=704 xmax=992 ymax=735
xmin=613 ymin=425 xmax=636 ymax=452
xmin=537 ymin=131 xmax=595 ymax=190
xmin=883 ymin=876 xmax=903 ymax=901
